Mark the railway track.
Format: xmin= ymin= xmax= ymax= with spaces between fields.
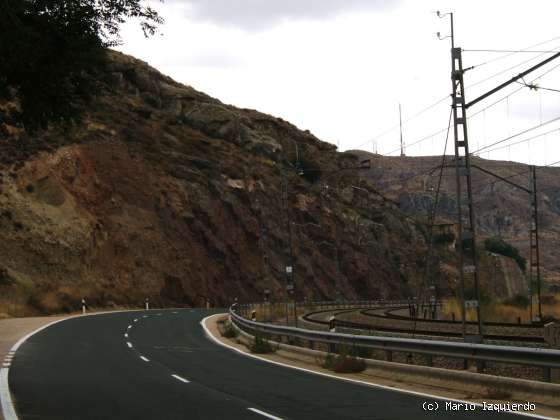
xmin=302 ymin=307 xmax=546 ymax=344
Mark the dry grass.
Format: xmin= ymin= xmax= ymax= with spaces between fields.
xmin=442 ymin=294 xmax=560 ymax=323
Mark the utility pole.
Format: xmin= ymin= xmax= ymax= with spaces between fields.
xmin=437 ymin=11 xmax=560 ymax=337
xmin=281 ymin=172 xmax=297 ymax=327
xmin=399 ymin=104 xmax=405 ymax=157
xmin=440 ymin=11 xmax=484 ymax=339
xmin=529 ymin=165 xmax=543 ymax=322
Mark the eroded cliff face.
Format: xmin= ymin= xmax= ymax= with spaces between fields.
xmin=0 ymin=51 xmax=432 ymax=315
xmin=350 ymin=152 xmax=560 ymax=290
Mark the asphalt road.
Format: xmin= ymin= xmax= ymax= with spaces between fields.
xmin=8 ymin=309 xmax=525 ymax=420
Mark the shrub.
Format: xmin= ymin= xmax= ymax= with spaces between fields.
xmin=503 ymin=294 xmax=530 ymax=308
xmin=333 ymin=354 xmax=367 ymax=373
xmin=218 ymin=320 xmax=238 ymax=339
xmin=320 ymin=347 xmax=367 ymax=373
xmin=249 ymin=334 xmax=275 ymax=354
xmin=484 ymin=237 xmax=526 ymax=271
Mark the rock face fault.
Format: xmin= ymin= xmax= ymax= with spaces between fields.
xmin=0 ymin=51 xmax=434 ymax=315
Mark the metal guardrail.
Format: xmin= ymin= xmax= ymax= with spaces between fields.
xmin=230 ymin=306 xmax=560 ymax=382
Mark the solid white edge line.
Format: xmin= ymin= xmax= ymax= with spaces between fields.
xmin=0 ymin=369 xmax=16 ymax=420
xmin=127 ymin=342 xmax=133 ymax=348
xmin=171 ymin=374 xmax=190 ymax=383
xmin=1 ymin=308 xmax=148 ymax=420
xmin=140 ymin=356 xmax=149 ymax=362
xmin=247 ymin=407 xmax=284 ymax=420
xmin=200 ymin=314 xmax=556 ymax=420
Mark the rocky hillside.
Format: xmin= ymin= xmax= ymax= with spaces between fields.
xmin=349 ymin=152 xmax=560 ymax=288
xmin=0 ymin=50 xmax=440 ymax=316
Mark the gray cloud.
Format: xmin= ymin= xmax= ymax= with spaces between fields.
xmin=172 ymin=0 xmax=401 ymax=30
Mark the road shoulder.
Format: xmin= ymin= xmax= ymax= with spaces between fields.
xmin=202 ymin=314 xmax=560 ymax=420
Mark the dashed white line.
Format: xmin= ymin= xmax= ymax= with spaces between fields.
xmin=127 ymin=325 xmax=132 ymax=329
xmin=247 ymin=408 xmax=284 ymax=420
xmin=172 ymin=311 xmax=178 ymax=314
xmin=171 ymin=374 xmax=190 ymax=383
xmin=143 ymin=315 xmax=148 ymax=318
xmin=140 ymin=356 xmax=149 ymax=362
xmin=134 ymin=318 xmax=138 ymax=322
xmin=124 ymin=333 xmax=128 ymax=338
xmin=156 ymin=313 xmax=162 ymax=316
xmin=126 ymin=342 xmax=133 ymax=348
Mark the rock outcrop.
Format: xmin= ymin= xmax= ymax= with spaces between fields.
xmin=0 ymin=51 xmax=434 ymax=315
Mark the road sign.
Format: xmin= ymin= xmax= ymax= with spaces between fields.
xmin=285 ymin=266 xmax=293 ymax=274
xmin=465 ymin=300 xmax=479 ymax=309
xmin=544 ymin=322 xmax=560 ymax=347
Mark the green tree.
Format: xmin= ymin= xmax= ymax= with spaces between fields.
xmin=0 ymin=0 xmax=163 ymax=127
xmin=484 ymin=237 xmax=526 ymax=271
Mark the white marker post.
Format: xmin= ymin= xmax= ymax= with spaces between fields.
xmin=145 ymin=298 xmax=149 ymax=310
xmin=81 ymin=298 xmax=86 ymax=315
xmin=328 ymin=316 xmax=336 ymax=353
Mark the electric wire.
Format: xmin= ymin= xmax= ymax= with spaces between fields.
xmin=477 ymin=128 xmax=560 ymax=155
xmin=351 ymin=37 xmax=560 ymax=154
xmin=465 ymin=36 xmax=560 ymax=69
xmin=471 ymin=115 xmax=560 ymax=155
xmin=383 ymin=60 xmax=560 ymax=157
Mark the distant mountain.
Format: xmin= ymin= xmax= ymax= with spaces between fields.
xmin=349 ymin=151 xmax=560 ymax=288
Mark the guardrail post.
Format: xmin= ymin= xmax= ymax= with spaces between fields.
xmin=476 ymin=360 xmax=485 ymax=373
xmin=426 ymin=354 xmax=433 ymax=367
xmin=386 ymin=350 xmax=393 ymax=362
xmin=543 ymin=367 xmax=552 ymax=383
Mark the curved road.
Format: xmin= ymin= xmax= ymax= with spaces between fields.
xmin=7 ymin=309 xmax=523 ymax=419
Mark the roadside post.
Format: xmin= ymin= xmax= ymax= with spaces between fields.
xmin=328 ymin=315 xmax=336 ymax=353
xmin=145 ymin=298 xmax=149 ymax=310
xmin=544 ymin=322 xmax=560 ymax=381
xmin=81 ymin=298 xmax=87 ymax=315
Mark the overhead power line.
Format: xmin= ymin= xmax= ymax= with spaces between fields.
xmin=466 ymin=36 xmax=560 ymax=69
xmin=466 ymin=43 xmax=560 ymax=91
xmin=479 ymin=128 xmax=560 ymax=155
xmin=471 ymin=115 xmax=560 ymax=155
xmin=464 ymin=49 xmax=560 ymax=54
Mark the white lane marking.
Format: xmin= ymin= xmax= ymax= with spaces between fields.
xmin=171 ymin=374 xmax=190 ymax=383
xmin=247 ymin=408 xmax=284 ymax=420
xmin=140 ymin=356 xmax=150 ymax=362
xmin=127 ymin=325 xmax=132 ymax=329
xmin=124 ymin=333 xmax=128 ymax=338
xmin=134 ymin=319 xmax=138 ymax=322
xmin=143 ymin=315 xmax=148 ymax=318
xmin=200 ymin=315 xmax=554 ymax=420
xmin=172 ymin=311 xmax=178 ymax=314
xmin=1 ymin=309 xmax=147 ymax=420
xmin=127 ymin=342 xmax=133 ymax=348
xmin=157 ymin=313 xmax=162 ymax=316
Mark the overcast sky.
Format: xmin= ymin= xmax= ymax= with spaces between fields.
xmin=117 ymin=0 xmax=560 ymax=167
